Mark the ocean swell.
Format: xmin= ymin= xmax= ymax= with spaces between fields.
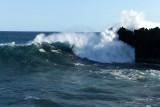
xmin=1 ymin=10 xmax=160 ymax=64
xmin=31 ymin=30 xmax=135 ymax=63
xmin=0 ymin=43 xmax=75 ymax=67
xmin=30 ymin=10 xmax=160 ymax=63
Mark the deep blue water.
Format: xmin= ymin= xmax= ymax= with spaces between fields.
xmin=0 ymin=31 xmax=160 ymax=107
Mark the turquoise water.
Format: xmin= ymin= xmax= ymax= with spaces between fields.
xmin=0 ymin=32 xmax=160 ymax=107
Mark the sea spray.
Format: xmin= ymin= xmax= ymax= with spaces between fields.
xmin=31 ymin=10 xmax=160 ymax=63
xmin=32 ymin=28 xmax=135 ymax=63
xmin=2 ymin=10 xmax=160 ymax=63
xmin=119 ymin=10 xmax=160 ymax=30
xmin=1 ymin=10 xmax=160 ymax=107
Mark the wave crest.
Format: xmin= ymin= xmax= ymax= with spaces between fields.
xmin=31 ymin=30 xmax=135 ymax=63
xmin=0 ymin=43 xmax=75 ymax=66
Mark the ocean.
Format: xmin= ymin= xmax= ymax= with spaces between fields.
xmin=0 ymin=31 xmax=160 ymax=107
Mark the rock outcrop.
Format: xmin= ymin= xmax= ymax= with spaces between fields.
xmin=117 ymin=27 xmax=160 ymax=63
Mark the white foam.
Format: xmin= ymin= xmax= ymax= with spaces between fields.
xmin=31 ymin=10 xmax=160 ymax=63
xmin=32 ymin=29 xmax=135 ymax=63
xmin=39 ymin=48 xmax=46 ymax=52
xmin=25 ymin=96 xmax=39 ymax=100
xmin=119 ymin=10 xmax=160 ymax=30
xmin=0 ymin=42 xmax=15 ymax=46
xmin=51 ymin=49 xmax=60 ymax=53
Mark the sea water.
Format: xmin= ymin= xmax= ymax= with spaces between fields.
xmin=1 ymin=10 xmax=160 ymax=107
xmin=0 ymin=31 xmax=160 ymax=107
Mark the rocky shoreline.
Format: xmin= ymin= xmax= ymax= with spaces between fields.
xmin=117 ymin=27 xmax=160 ymax=64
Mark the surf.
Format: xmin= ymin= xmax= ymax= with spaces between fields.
xmin=1 ymin=10 xmax=160 ymax=64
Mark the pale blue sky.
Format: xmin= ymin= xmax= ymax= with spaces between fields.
xmin=0 ymin=0 xmax=160 ymax=31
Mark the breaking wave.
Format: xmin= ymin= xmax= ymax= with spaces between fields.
xmin=1 ymin=10 xmax=160 ymax=64
xmin=31 ymin=30 xmax=135 ymax=63
xmin=0 ymin=43 xmax=76 ymax=67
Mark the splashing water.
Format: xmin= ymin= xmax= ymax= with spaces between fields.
xmin=1 ymin=10 xmax=160 ymax=107
xmin=32 ymin=28 xmax=135 ymax=63
xmin=119 ymin=10 xmax=160 ymax=30
xmin=1 ymin=10 xmax=159 ymax=64
xmin=31 ymin=10 xmax=160 ymax=63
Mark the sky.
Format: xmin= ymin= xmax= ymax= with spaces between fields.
xmin=0 ymin=0 xmax=160 ymax=32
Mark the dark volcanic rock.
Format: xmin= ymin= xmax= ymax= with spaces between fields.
xmin=117 ymin=27 xmax=160 ymax=63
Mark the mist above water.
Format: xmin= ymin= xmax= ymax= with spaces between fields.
xmin=30 ymin=10 xmax=160 ymax=63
